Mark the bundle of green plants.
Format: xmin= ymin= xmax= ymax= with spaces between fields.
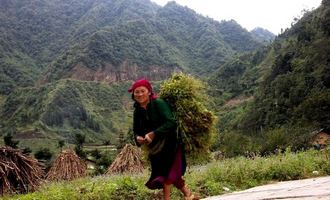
xmin=159 ymin=73 xmax=216 ymax=159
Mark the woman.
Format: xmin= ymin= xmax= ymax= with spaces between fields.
xmin=128 ymin=79 xmax=197 ymax=200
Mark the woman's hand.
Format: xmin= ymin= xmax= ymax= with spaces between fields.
xmin=145 ymin=132 xmax=155 ymax=144
xmin=136 ymin=136 xmax=145 ymax=145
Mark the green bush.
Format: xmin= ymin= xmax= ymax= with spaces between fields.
xmin=217 ymin=131 xmax=259 ymax=157
xmin=34 ymin=148 xmax=53 ymax=161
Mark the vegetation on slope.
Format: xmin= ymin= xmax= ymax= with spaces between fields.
xmin=209 ymin=0 xmax=329 ymax=156
xmin=0 ymin=0 xmax=265 ymax=149
xmin=240 ymin=1 xmax=330 ymax=132
xmin=0 ymin=79 xmax=131 ymax=146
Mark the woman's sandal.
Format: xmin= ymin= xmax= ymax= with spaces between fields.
xmin=184 ymin=193 xmax=199 ymax=200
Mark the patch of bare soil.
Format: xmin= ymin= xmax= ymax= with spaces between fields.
xmin=13 ymin=130 xmax=45 ymax=139
xmin=224 ymin=96 xmax=254 ymax=107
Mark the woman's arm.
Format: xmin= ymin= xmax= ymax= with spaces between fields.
xmin=133 ymin=110 xmax=144 ymax=146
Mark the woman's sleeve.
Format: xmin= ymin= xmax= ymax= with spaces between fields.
xmin=153 ymin=99 xmax=177 ymax=137
xmin=133 ymin=110 xmax=141 ymax=146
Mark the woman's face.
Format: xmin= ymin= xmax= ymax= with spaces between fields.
xmin=133 ymin=86 xmax=150 ymax=105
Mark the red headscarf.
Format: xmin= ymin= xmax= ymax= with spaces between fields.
xmin=128 ymin=79 xmax=157 ymax=100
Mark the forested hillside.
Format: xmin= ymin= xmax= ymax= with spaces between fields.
xmin=0 ymin=0 xmax=263 ymax=93
xmin=242 ymin=0 xmax=330 ymax=131
xmin=1 ymin=80 xmax=130 ymax=142
xmin=42 ymin=1 xmax=264 ymax=83
xmin=210 ymin=0 xmax=329 ymax=156
xmin=0 ymin=0 xmax=328 ymax=156
xmin=250 ymin=27 xmax=276 ymax=43
xmin=0 ymin=0 xmax=264 ymax=149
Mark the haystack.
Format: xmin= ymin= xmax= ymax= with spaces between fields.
xmin=106 ymin=144 xmax=144 ymax=174
xmin=0 ymin=146 xmax=44 ymax=195
xmin=46 ymin=149 xmax=87 ymax=181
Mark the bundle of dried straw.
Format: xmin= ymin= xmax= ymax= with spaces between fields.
xmin=46 ymin=149 xmax=86 ymax=181
xmin=0 ymin=146 xmax=44 ymax=195
xmin=106 ymin=144 xmax=144 ymax=174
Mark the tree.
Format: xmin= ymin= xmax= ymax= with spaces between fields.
xmin=125 ymin=128 xmax=135 ymax=145
xmin=116 ymin=132 xmax=125 ymax=151
xmin=22 ymin=147 xmax=32 ymax=155
xmin=103 ymin=140 xmax=111 ymax=145
xmin=57 ymin=140 xmax=65 ymax=151
xmin=3 ymin=134 xmax=19 ymax=149
xmin=34 ymin=148 xmax=53 ymax=161
xmin=74 ymin=133 xmax=85 ymax=147
xmin=74 ymin=133 xmax=86 ymax=158
xmin=90 ymin=149 xmax=102 ymax=159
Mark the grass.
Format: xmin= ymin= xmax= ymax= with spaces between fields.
xmin=2 ymin=148 xmax=329 ymax=200
xmin=0 ymin=95 xmax=5 ymax=106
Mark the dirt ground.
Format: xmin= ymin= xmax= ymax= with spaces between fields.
xmin=203 ymin=176 xmax=330 ymax=200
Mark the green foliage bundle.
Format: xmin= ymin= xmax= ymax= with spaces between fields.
xmin=159 ymin=73 xmax=216 ymax=158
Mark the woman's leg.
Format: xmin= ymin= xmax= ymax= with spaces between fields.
xmin=180 ymin=184 xmax=192 ymax=197
xmin=163 ymin=183 xmax=172 ymax=200
xmin=172 ymin=176 xmax=190 ymax=197
xmin=178 ymin=181 xmax=198 ymax=200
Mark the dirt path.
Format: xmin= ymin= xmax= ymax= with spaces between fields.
xmin=202 ymin=176 xmax=330 ymax=200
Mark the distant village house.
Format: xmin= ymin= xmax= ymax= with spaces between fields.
xmin=312 ymin=128 xmax=330 ymax=150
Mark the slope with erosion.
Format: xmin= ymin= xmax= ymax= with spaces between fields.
xmin=0 ymin=79 xmax=131 ymax=149
xmin=40 ymin=1 xmax=263 ymax=83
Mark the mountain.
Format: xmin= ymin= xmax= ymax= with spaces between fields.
xmin=250 ymin=27 xmax=276 ymax=43
xmin=0 ymin=0 xmax=264 ymax=94
xmin=242 ymin=0 xmax=330 ymax=131
xmin=5 ymin=0 xmax=328 ymax=155
xmin=0 ymin=0 xmax=264 ymax=148
xmin=209 ymin=0 xmax=329 ymax=147
xmin=0 ymin=0 xmax=160 ymax=93
xmin=208 ymin=46 xmax=268 ymax=100
xmin=41 ymin=1 xmax=264 ymax=83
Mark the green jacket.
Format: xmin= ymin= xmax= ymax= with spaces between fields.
xmin=133 ymin=98 xmax=177 ymax=141
xmin=133 ymin=98 xmax=186 ymax=189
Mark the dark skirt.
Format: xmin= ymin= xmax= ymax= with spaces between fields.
xmin=145 ymin=145 xmax=186 ymax=190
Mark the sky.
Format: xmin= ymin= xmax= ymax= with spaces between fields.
xmin=150 ymin=0 xmax=322 ymax=35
